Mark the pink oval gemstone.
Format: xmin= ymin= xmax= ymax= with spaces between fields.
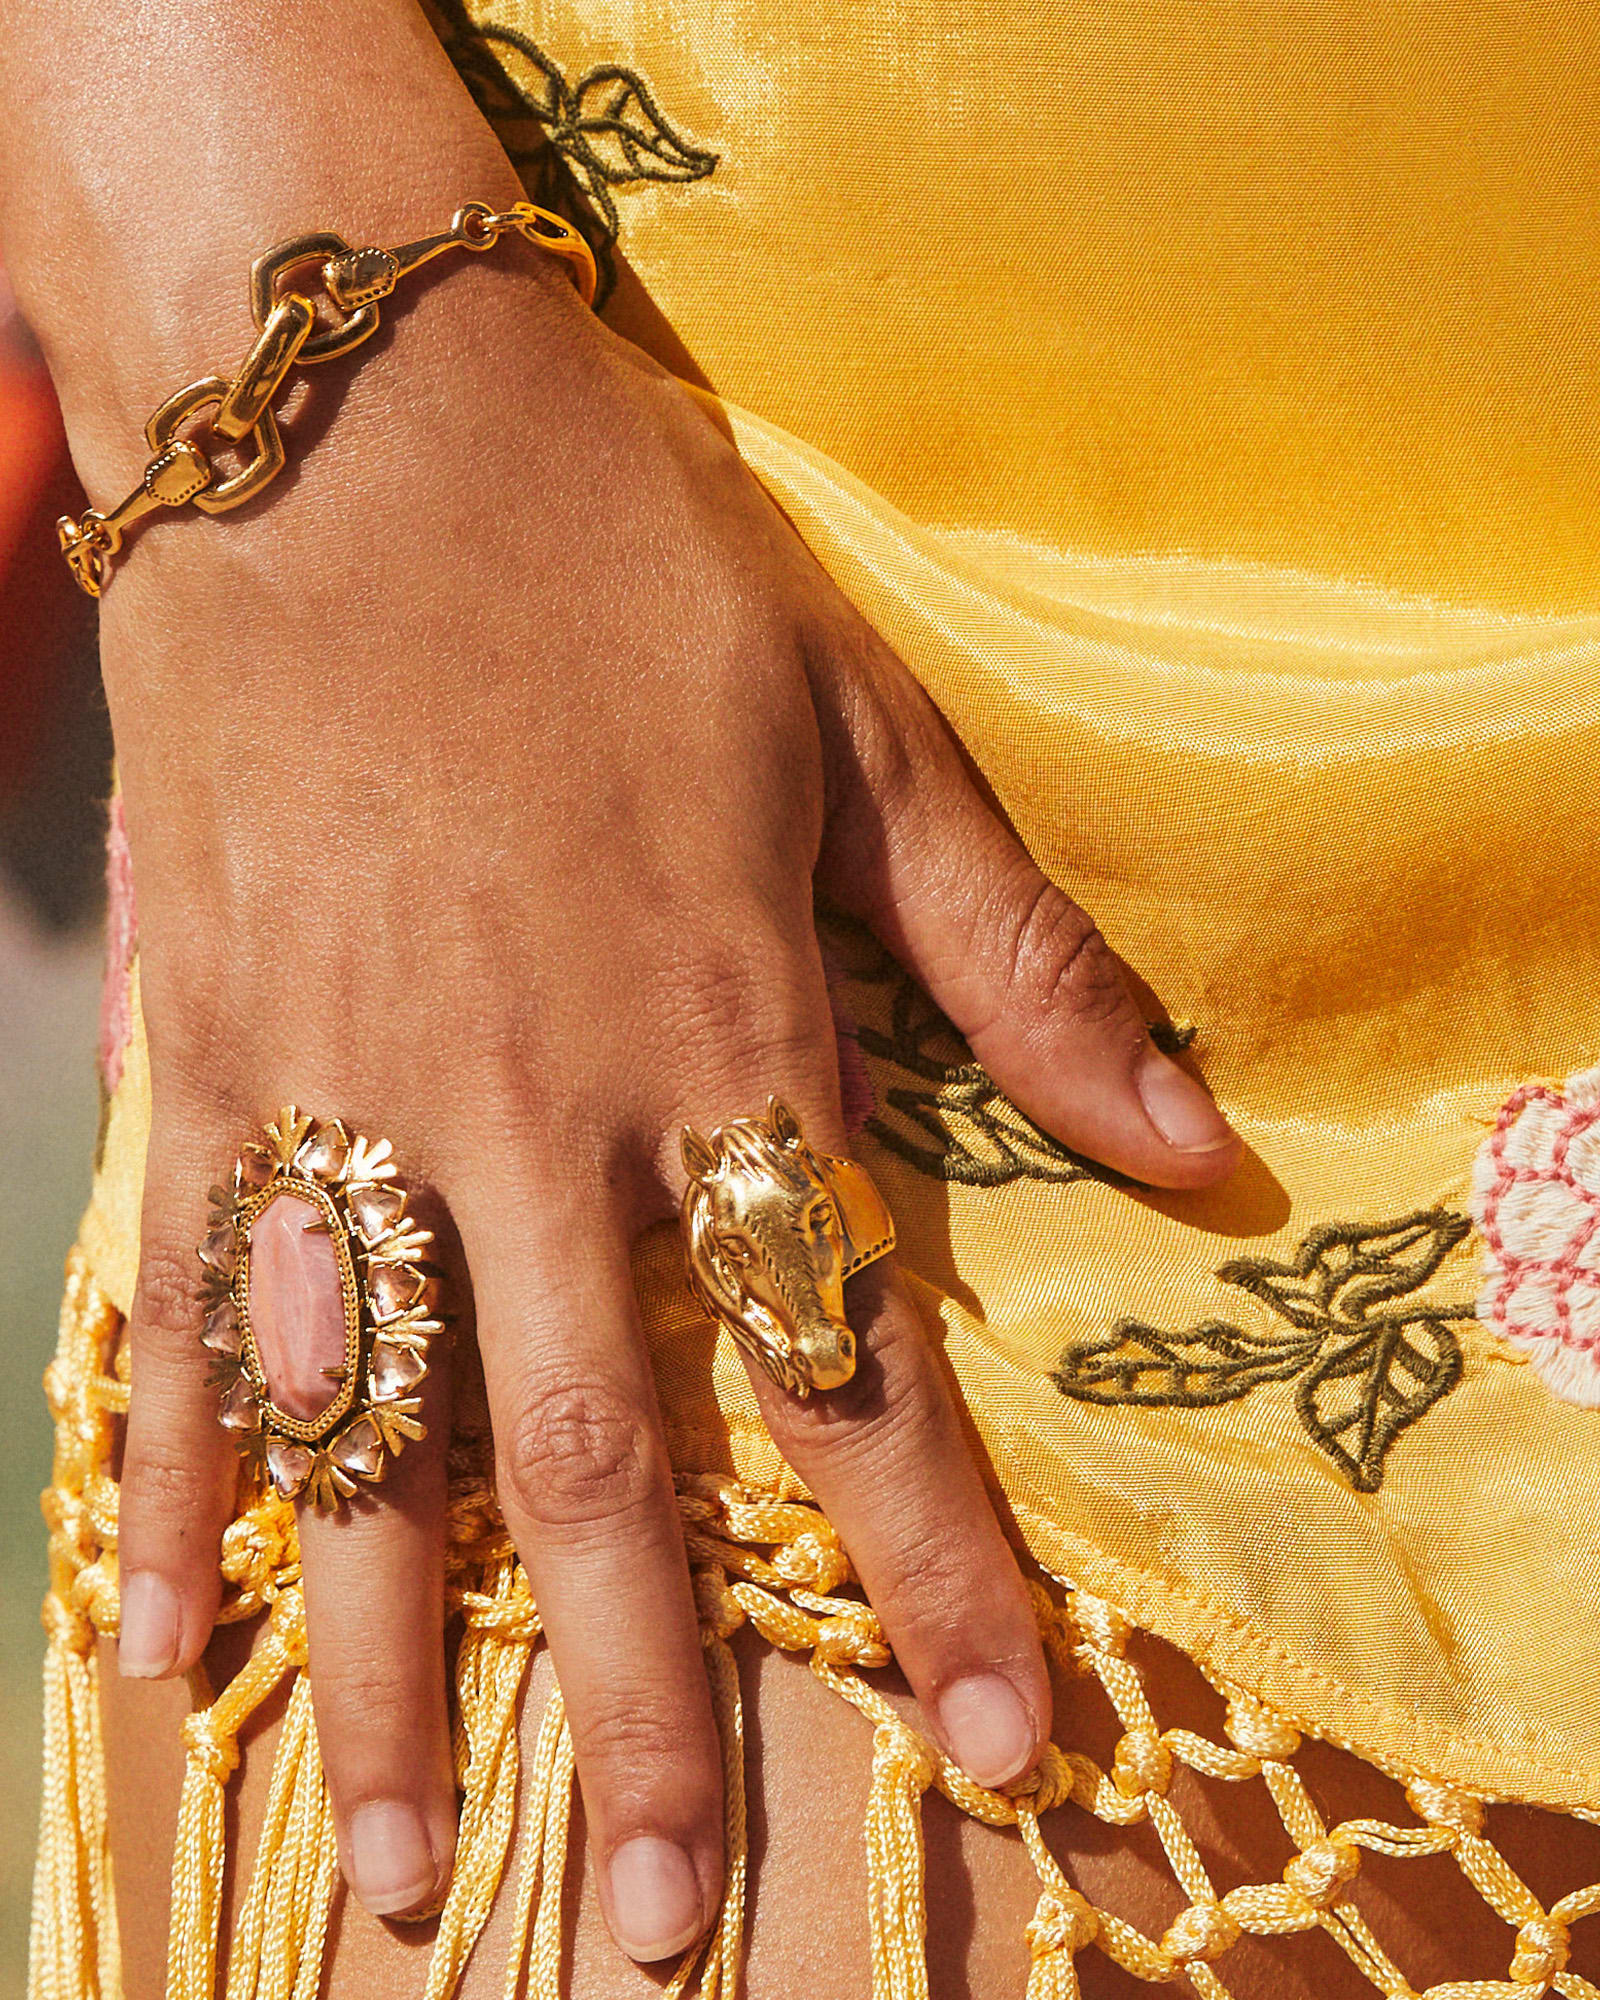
xmin=246 ymin=1191 xmax=349 ymax=1422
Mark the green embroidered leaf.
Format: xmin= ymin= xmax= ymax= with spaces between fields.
xmin=1294 ymin=1311 xmax=1465 ymax=1493
xmin=1218 ymin=1210 xmax=1473 ymax=1334
xmin=465 ymin=20 xmax=718 ymax=239
xmin=569 ymin=66 xmax=721 ymax=186
xmin=821 ymin=911 xmax=1130 ymax=1189
xmin=871 ymin=1074 xmax=1106 ymax=1188
xmin=1053 ymin=1317 xmax=1318 ymax=1406
xmin=429 ymin=5 xmax=718 ymax=305
xmin=1052 ymin=1207 xmax=1476 ymax=1489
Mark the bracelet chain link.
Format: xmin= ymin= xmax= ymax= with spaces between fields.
xmin=57 ymin=200 xmax=596 ymax=597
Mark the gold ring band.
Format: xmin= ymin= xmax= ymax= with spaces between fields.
xmin=197 ymin=1106 xmax=440 ymax=1509
xmin=680 ymin=1097 xmax=896 ymax=1397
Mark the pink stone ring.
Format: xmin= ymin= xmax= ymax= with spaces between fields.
xmin=195 ymin=1106 xmax=439 ymax=1509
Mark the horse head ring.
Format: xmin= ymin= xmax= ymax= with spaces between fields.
xmin=679 ymin=1097 xmax=896 ymax=1396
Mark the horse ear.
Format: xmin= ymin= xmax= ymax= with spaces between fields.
xmin=681 ymin=1125 xmax=718 ymax=1181
xmin=768 ymin=1097 xmax=803 ymax=1147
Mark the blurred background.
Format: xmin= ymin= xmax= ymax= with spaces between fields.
xmin=0 ymin=264 xmax=114 ymax=1982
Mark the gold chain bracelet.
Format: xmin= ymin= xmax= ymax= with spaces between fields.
xmin=57 ymin=201 xmax=597 ymax=598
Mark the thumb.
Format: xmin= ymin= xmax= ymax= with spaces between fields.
xmin=813 ymin=624 xmax=1241 ymax=1189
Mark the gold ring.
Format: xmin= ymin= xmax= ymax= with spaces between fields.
xmin=680 ymin=1097 xmax=896 ymax=1397
xmin=196 ymin=1105 xmax=440 ymax=1510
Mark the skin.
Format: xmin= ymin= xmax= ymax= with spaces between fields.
xmin=0 ymin=0 xmax=1245 ymax=1970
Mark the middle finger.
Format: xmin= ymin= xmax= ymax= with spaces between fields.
xmin=459 ymin=1175 xmax=723 ymax=1966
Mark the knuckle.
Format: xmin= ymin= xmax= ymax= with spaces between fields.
xmin=779 ymin=1296 xmax=945 ymax=1460
xmin=572 ymin=1688 xmax=704 ymax=1784
xmin=663 ymin=939 xmax=760 ymax=1057
xmin=143 ymin=994 xmax=256 ymax=1122
xmin=308 ymin=1661 xmax=423 ymax=1760
xmin=498 ymin=1375 xmax=660 ymax=1532
xmin=652 ymin=928 xmax=834 ymax=1107
xmin=868 ymin=1524 xmax=976 ymax=1629
xmin=1003 ymin=879 xmax=1128 ymax=1029
xmin=132 ymin=1238 xmax=203 ymax=1354
xmin=119 ymin=1446 xmax=224 ymax=1543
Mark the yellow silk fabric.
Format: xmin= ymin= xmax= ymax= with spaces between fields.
xmin=81 ymin=0 xmax=1600 ymax=1808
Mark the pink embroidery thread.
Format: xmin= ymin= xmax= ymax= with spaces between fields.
xmin=98 ymin=794 xmax=137 ymax=1094
xmin=1470 ymin=1061 xmax=1600 ymax=1407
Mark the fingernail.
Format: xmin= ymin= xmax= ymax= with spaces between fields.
xmin=937 ymin=1673 xmax=1038 ymax=1789
xmin=1136 ymin=1048 xmax=1236 ymax=1153
xmin=347 ymin=1800 xmax=439 ymax=1917
xmin=118 ymin=1570 xmax=180 ymax=1679
xmin=606 ymin=1835 xmax=705 ymax=1962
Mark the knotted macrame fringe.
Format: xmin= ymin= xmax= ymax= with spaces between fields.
xmin=666 ymin=1625 xmax=747 ymax=2000
xmin=425 ymin=1560 xmax=542 ymax=1996
xmin=168 ymin=1587 xmax=308 ymax=1998
xmin=498 ymin=1683 xmax=576 ymax=2000
xmin=1015 ymin=1801 xmax=1097 ymax=2000
xmin=31 ymin=1251 xmax=1600 ymax=2000
xmin=863 ymin=1718 xmax=933 ymax=2000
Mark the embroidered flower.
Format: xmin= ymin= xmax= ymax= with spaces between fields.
xmin=1471 ymin=1062 xmax=1600 ymax=1405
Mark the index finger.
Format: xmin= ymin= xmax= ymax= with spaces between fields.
xmin=748 ymin=1259 xmax=1053 ymax=1791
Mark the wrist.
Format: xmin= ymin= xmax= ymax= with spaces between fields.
xmin=87 ymin=250 xmax=597 ymax=651
xmin=39 ymin=179 xmax=578 ymax=499
xmin=0 ymin=0 xmax=578 ymax=490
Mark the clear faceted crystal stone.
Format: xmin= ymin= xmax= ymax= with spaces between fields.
xmin=369 ymin=1261 xmax=422 ymax=1320
xmin=202 ymin=1300 xmax=241 ymax=1354
xmin=347 ymin=1182 xmax=405 ymax=1244
xmin=370 ymin=1341 xmax=426 ymax=1399
xmin=296 ymin=1123 xmax=351 ymax=1182
xmin=266 ymin=1440 xmax=313 ymax=1498
xmin=219 ymin=1376 xmax=260 ymax=1432
xmin=329 ymin=1415 xmax=384 ymax=1478
xmin=236 ymin=1149 xmax=273 ymax=1191
xmin=198 ymin=1223 xmax=238 ymax=1276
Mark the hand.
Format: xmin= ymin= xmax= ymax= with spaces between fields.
xmin=91 ymin=257 xmax=1238 ymax=1958
xmin=0 ymin=0 xmax=1238 ymax=1954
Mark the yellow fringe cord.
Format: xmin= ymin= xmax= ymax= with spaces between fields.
xmin=31 ymin=1595 xmax=119 ymax=2000
xmin=167 ymin=1589 xmax=308 ymax=2000
xmin=30 ymin=1251 xmax=1600 ymax=2000
xmin=528 ymin=1692 xmax=578 ymax=2000
xmin=424 ymin=1560 xmax=541 ymax=1997
xmin=498 ymin=1683 xmax=574 ymax=2000
xmin=222 ymin=1672 xmax=338 ymax=2000
xmin=667 ymin=1623 xmax=747 ymax=2000
xmin=30 ymin=1255 xmax=123 ymax=2000
xmin=1016 ymin=1801 xmax=1096 ymax=2000
xmin=863 ymin=1719 xmax=934 ymax=2000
